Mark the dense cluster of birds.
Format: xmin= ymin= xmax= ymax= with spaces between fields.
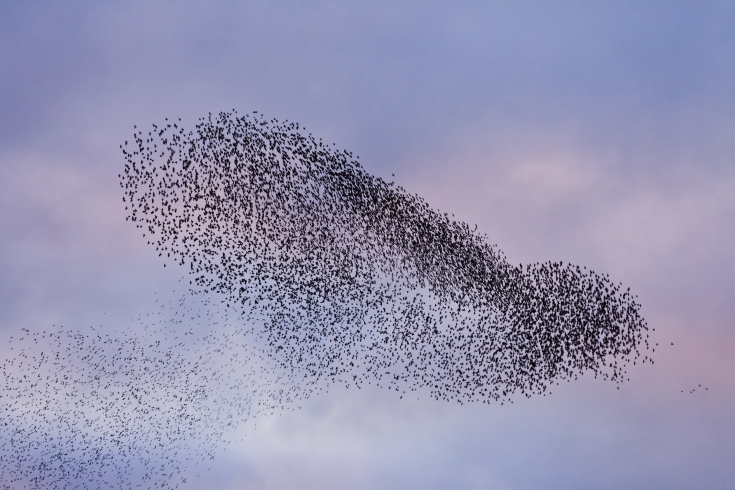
xmin=119 ymin=110 xmax=650 ymax=401
xmin=1 ymin=110 xmax=651 ymax=488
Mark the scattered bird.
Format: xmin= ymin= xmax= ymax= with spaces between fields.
xmin=1 ymin=296 xmax=305 ymax=489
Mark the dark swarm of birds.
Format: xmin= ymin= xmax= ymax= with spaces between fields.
xmin=1 ymin=110 xmax=651 ymax=489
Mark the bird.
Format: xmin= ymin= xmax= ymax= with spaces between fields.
xmin=1 ymin=109 xmax=652 ymax=489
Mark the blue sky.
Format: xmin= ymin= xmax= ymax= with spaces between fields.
xmin=1 ymin=2 xmax=734 ymax=489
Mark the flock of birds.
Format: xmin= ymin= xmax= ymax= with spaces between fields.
xmin=1 ymin=295 xmax=303 ymax=489
xmin=1 ymin=110 xmax=651 ymax=488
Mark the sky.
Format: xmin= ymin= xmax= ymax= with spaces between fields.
xmin=1 ymin=1 xmax=734 ymax=489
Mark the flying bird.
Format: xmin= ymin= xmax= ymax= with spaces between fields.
xmin=0 ymin=110 xmax=651 ymax=489
xmin=120 ymin=110 xmax=650 ymax=402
